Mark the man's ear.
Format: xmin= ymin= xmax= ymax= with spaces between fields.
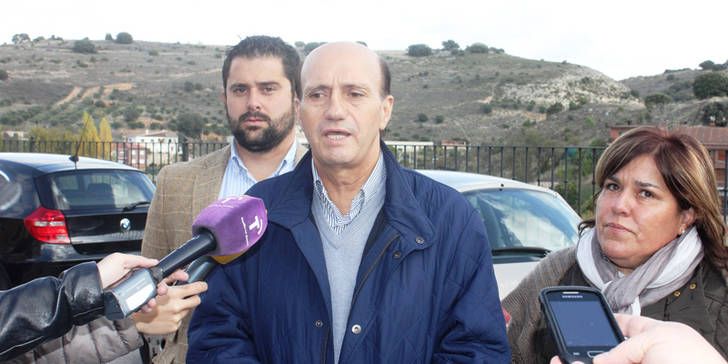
xmin=379 ymin=95 xmax=394 ymax=131
xmin=221 ymin=91 xmax=227 ymax=106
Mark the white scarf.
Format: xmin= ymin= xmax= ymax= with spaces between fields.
xmin=576 ymin=226 xmax=703 ymax=315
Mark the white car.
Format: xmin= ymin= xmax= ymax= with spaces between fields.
xmin=417 ymin=170 xmax=581 ymax=298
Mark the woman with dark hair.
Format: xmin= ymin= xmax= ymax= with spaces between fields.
xmin=503 ymin=126 xmax=728 ymax=363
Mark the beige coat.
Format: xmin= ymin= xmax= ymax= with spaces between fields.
xmin=142 ymin=143 xmax=307 ymax=363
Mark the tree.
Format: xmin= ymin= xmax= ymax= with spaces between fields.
xmin=294 ymin=41 xmax=305 ymax=48
xmin=122 ymin=106 xmax=142 ymax=122
xmin=98 ymin=117 xmax=113 ymax=160
xmin=72 ymin=39 xmax=96 ymax=54
xmin=105 ymin=33 xmax=113 ymax=41
xmin=416 ymin=113 xmax=428 ymax=122
xmin=173 ymin=112 xmax=205 ymax=139
xmin=11 ymin=33 xmax=30 ymax=45
xmin=115 ymin=32 xmax=133 ymax=44
xmin=701 ymin=102 xmax=728 ymax=126
xmin=465 ymin=43 xmax=489 ymax=54
xmin=78 ymin=111 xmax=101 ymax=157
xmin=546 ymin=102 xmax=564 ymax=115
xmin=442 ymin=40 xmax=459 ymax=51
xmin=693 ymin=72 xmax=728 ymax=99
xmin=699 ymin=60 xmax=716 ymax=71
xmin=407 ymin=44 xmax=432 ymax=57
xmin=0 ymin=69 xmax=8 ymax=81
xmin=644 ymin=93 xmax=673 ymax=106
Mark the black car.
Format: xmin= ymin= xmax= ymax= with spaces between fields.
xmin=0 ymin=153 xmax=155 ymax=289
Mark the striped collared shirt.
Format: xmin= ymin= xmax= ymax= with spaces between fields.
xmin=218 ymin=140 xmax=297 ymax=199
xmin=311 ymin=153 xmax=386 ymax=235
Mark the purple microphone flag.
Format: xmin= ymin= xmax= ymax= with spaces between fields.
xmin=191 ymin=195 xmax=267 ymax=262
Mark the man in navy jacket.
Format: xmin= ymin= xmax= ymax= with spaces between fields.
xmin=187 ymin=42 xmax=510 ymax=363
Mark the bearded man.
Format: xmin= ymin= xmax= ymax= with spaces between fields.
xmin=135 ymin=35 xmax=306 ymax=364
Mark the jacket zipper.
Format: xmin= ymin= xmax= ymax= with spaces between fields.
xmin=320 ymin=323 xmax=329 ymax=364
xmin=349 ymin=233 xmax=401 ymax=317
xmin=330 ymin=233 xmax=400 ymax=363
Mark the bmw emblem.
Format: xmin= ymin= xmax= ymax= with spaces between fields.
xmin=120 ymin=218 xmax=131 ymax=231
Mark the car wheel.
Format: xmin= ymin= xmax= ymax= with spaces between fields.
xmin=0 ymin=265 xmax=11 ymax=290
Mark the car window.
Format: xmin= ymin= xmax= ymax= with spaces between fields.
xmin=40 ymin=169 xmax=154 ymax=210
xmin=463 ymin=188 xmax=579 ymax=251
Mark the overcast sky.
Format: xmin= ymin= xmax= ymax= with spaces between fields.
xmin=2 ymin=0 xmax=726 ymax=80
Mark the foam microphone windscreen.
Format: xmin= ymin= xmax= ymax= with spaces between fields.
xmin=191 ymin=195 xmax=267 ymax=264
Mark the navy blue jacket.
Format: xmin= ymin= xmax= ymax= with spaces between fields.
xmin=187 ymin=143 xmax=510 ymax=363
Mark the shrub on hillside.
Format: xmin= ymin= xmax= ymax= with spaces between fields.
xmin=693 ymin=72 xmax=728 ymax=99
xmin=699 ymin=60 xmax=716 ymax=71
xmin=644 ymin=93 xmax=673 ymax=106
xmin=115 ymin=32 xmax=133 ymax=44
xmin=442 ymin=40 xmax=459 ymax=51
xmin=546 ymin=102 xmax=564 ymax=115
xmin=122 ymin=106 xmax=142 ymax=122
xmin=701 ymin=102 xmax=728 ymax=126
xmin=481 ymin=104 xmax=493 ymax=114
xmin=416 ymin=113 xmax=428 ymax=122
xmin=465 ymin=43 xmax=489 ymax=54
xmin=407 ymin=44 xmax=432 ymax=57
xmin=0 ymin=69 xmax=8 ymax=81
xmin=72 ymin=39 xmax=96 ymax=54
xmin=435 ymin=115 xmax=445 ymax=124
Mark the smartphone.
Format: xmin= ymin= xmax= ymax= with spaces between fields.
xmin=539 ymin=286 xmax=624 ymax=364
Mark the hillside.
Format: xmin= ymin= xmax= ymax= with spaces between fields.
xmin=0 ymin=38 xmax=725 ymax=146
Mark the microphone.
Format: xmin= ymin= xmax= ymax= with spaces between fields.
xmin=103 ymin=195 xmax=267 ymax=319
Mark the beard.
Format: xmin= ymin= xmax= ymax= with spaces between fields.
xmin=228 ymin=106 xmax=296 ymax=153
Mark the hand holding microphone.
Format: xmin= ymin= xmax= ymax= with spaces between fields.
xmin=104 ymin=195 xmax=267 ymax=320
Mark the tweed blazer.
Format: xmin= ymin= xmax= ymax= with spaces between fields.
xmin=142 ymin=142 xmax=307 ymax=364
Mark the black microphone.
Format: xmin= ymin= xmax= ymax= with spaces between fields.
xmin=103 ymin=195 xmax=267 ymax=319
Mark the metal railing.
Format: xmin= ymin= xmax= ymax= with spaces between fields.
xmin=3 ymin=138 xmax=728 ymax=217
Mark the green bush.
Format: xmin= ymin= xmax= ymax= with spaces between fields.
xmin=122 ymin=106 xmax=142 ymax=122
xmin=0 ymin=69 xmax=8 ymax=81
xmin=72 ymin=39 xmax=96 ymax=54
xmin=442 ymin=40 xmax=459 ymax=51
xmin=465 ymin=43 xmax=488 ymax=54
xmin=699 ymin=60 xmax=716 ymax=71
xmin=693 ymin=72 xmax=728 ymax=99
xmin=435 ymin=115 xmax=444 ymax=124
xmin=701 ymin=102 xmax=728 ymax=126
xmin=481 ymin=104 xmax=493 ymax=114
xmin=546 ymin=102 xmax=564 ymax=115
xmin=407 ymin=44 xmax=432 ymax=57
xmin=644 ymin=93 xmax=672 ymax=106
xmin=416 ymin=113 xmax=428 ymax=122
xmin=115 ymin=32 xmax=133 ymax=44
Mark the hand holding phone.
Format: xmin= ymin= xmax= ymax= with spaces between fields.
xmin=539 ymin=286 xmax=624 ymax=364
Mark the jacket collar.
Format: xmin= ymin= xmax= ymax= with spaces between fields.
xmin=267 ymin=140 xmax=435 ymax=242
